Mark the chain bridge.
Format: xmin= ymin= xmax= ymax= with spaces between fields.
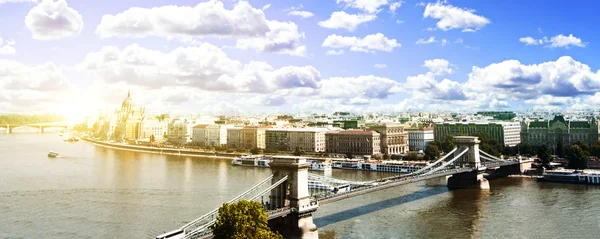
xmin=0 ymin=122 xmax=71 ymax=133
xmin=157 ymin=136 xmax=533 ymax=239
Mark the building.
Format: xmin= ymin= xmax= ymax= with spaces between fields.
xmin=191 ymin=124 xmax=209 ymax=146
xmin=113 ymin=91 xmax=145 ymax=141
xmin=325 ymin=130 xmax=381 ymax=156
xmin=521 ymin=115 xmax=599 ymax=149
xmin=167 ymin=118 xmax=195 ymax=145
xmin=265 ymin=128 xmax=328 ymax=152
xmin=242 ymin=126 xmax=268 ymax=149
xmin=476 ymin=111 xmax=517 ymax=121
xmin=368 ymin=123 xmax=409 ymax=155
xmin=141 ymin=116 xmax=169 ymax=142
xmin=227 ymin=127 xmax=244 ymax=149
xmin=332 ymin=120 xmax=365 ymax=130
xmin=434 ymin=121 xmax=521 ymax=147
xmin=407 ymin=128 xmax=434 ymax=151
xmin=206 ymin=124 xmax=233 ymax=147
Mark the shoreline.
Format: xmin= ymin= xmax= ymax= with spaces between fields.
xmin=82 ymin=138 xmax=240 ymax=159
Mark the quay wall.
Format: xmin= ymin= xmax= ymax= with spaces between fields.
xmin=83 ymin=138 xmax=241 ymax=159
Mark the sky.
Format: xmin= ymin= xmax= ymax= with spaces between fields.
xmin=1 ymin=0 xmax=600 ymax=119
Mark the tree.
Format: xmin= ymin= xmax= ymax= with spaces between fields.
xmin=556 ymin=141 xmax=566 ymax=158
xmin=423 ymin=143 xmax=440 ymax=161
xmin=149 ymin=134 xmax=155 ymax=143
xmin=371 ymin=154 xmax=383 ymax=160
xmin=292 ymin=146 xmax=305 ymax=156
xmin=440 ymin=135 xmax=455 ymax=153
xmin=472 ymin=132 xmax=503 ymax=157
xmin=536 ymin=144 xmax=553 ymax=168
xmin=590 ymin=140 xmax=600 ymax=158
xmin=403 ymin=152 xmax=420 ymax=161
xmin=383 ymin=153 xmax=390 ymax=160
xmin=518 ymin=143 xmax=534 ymax=156
xmin=250 ymin=148 xmax=262 ymax=155
xmin=212 ymin=200 xmax=282 ymax=239
xmin=566 ymin=145 xmax=588 ymax=170
xmin=573 ymin=140 xmax=590 ymax=154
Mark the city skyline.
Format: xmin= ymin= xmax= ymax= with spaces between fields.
xmin=2 ymin=0 xmax=600 ymax=120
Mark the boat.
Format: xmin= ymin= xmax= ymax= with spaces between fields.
xmin=308 ymin=160 xmax=332 ymax=172
xmin=64 ymin=137 xmax=79 ymax=142
xmin=48 ymin=151 xmax=59 ymax=158
xmin=360 ymin=161 xmax=425 ymax=173
xmin=231 ymin=155 xmax=272 ymax=167
xmin=332 ymin=160 xmax=363 ymax=169
xmin=538 ymin=170 xmax=600 ymax=185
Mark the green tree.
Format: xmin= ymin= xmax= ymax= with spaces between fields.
xmin=556 ymin=141 xmax=566 ymax=158
xmin=372 ymin=154 xmax=383 ymax=160
xmin=573 ymin=140 xmax=590 ymax=154
xmin=536 ymin=144 xmax=553 ymax=168
xmin=518 ymin=143 xmax=534 ymax=156
xmin=566 ymin=145 xmax=588 ymax=170
xmin=590 ymin=140 xmax=600 ymax=158
xmin=212 ymin=200 xmax=282 ymax=239
xmin=292 ymin=146 xmax=305 ymax=156
xmin=440 ymin=135 xmax=455 ymax=153
xmin=403 ymin=152 xmax=420 ymax=161
xmin=250 ymin=148 xmax=262 ymax=155
xmin=383 ymin=153 xmax=390 ymax=160
xmin=472 ymin=132 xmax=503 ymax=157
xmin=424 ymin=143 xmax=440 ymax=161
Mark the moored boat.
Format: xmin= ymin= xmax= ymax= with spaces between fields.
xmin=538 ymin=170 xmax=600 ymax=185
xmin=47 ymin=151 xmax=59 ymax=158
xmin=231 ymin=155 xmax=272 ymax=167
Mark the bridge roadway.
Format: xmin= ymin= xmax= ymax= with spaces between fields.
xmin=318 ymin=161 xmax=520 ymax=205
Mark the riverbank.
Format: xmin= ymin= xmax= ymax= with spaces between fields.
xmin=83 ymin=138 xmax=241 ymax=159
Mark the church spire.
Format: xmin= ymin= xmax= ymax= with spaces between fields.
xmin=127 ymin=90 xmax=131 ymax=98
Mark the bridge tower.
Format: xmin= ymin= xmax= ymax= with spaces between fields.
xmin=447 ymin=136 xmax=490 ymax=190
xmin=269 ymin=156 xmax=319 ymax=239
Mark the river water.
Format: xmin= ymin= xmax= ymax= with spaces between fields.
xmin=1 ymin=133 xmax=599 ymax=238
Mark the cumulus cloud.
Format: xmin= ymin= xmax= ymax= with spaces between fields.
xmin=389 ymin=1 xmax=404 ymax=13
xmin=319 ymin=75 xmax=403 ymax=99
xmin=322 ymin=33 xmax=400 ymax=53
xmin=519 ymin=34 xmax=586 ymax=48
xmin=423 ymin=59 xmax=453 ymax=75
xmin=288 ymin=10 xmax=314 ymax=18
xmin=405 ymin=73 xmax=466 ymax=101
xmin=423 ymin=2 xmax=490 ymax=32
xmin=0 ymin=0 xmax=37 ymax=4
xmin=326 ymin=50 xmax=344 ymax=55
xmin=96 ymin=1 xmax=306 ymax=56
xmin=374 ymin=64 xmax=387 ymax=68
xmin=318 ymin=11 xmax=376 ymax=31
xmin=25 ymin=0 xmax=84 ymax=40
xmin=0 ymin=37 xmax=16 ymax=55
xmin=416 ymin=36 xmax=436 ymax=44
xmin=336 ymin=0 xmax=389 ymax=14
xmin=78 ymin=43 xmax=321 ymax=93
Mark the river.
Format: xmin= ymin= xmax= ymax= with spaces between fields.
xmin=1 ymin=133 xmax=599 ymax=238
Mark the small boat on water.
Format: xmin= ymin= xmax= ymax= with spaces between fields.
xmin=48 ymin=151 xmax=59 ymax=158
xmin=64 ymin=137 xmax=79 ymax=142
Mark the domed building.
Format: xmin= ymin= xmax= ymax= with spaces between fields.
xmin=113 ymin=91 xmax=145 ymax=141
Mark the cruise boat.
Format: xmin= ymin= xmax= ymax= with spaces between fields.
xmin=538 ymin=170 xmax=600 ymax=185
xmin=332 ymin=160 xmax=363 ymax=169
xmin=360 ymin=161 xmax=425 ymax=173
xmin=47 ymin=151 xmax=59 ymax=158
xmin=308 ymin=160 xmax=332 ymax=172
xmin=231 ymin=155 xmax=272 ymax=167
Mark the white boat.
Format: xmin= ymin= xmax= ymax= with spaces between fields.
xmin=47 ymin=151 xmax=59 ymax=158
xmin=309 ymin=161 xmax=332 ymax=172
xmin=231 ymin=155 xmax=272 ymax=167
xmin=332 ymin=160 xmax=362 ymax=169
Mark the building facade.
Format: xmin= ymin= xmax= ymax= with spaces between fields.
xmin=521 ymin=115 xmax=599 ymax=149
xmin=407 ymin=128 xmax=434 ymax=151
xmin=141 ymin=117 xmax=169 ymax=142
xmin=265 ymin=128 xmax=328 ymax=152
xmin=325 ymin=130 xmax=381 ymax=156
xmin=241 ymin=126 xmax=268 ymax=149
xmin=368 ymin=123 xmax=409 ymax=155
xmin=434 ymin=121 xmax=521 ymax=147
xmin=227 ymin=127 xmax=244 ymax=149
xmin=191 ymin=124 xmax=209 ymax=146
xmin=113 ymin=91 xmax=145 ymax=141
xmin=167 ymin=118 xmax=194 ymax=145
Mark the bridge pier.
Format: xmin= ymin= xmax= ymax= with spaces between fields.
xmin=269 ymin=156 xmax=318 ymax=239
xmin=447 ymin=137 xmax=489 ymax=190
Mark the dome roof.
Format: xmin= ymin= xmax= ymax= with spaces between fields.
xmin=121 ymin=91 xmax=133 ymax=109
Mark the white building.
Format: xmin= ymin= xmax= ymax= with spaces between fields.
xmin=191 ymin=124 xmax=209 ymax=146
xmin=141 ymin=118 xmax=169 ymax=142
xmin=407 ymin=129 xmax=434 ymax=151
xmin=192 ymin=124 xmax=234 ymax=147
xmin=266 ymin=128 xmax=329 ymax=152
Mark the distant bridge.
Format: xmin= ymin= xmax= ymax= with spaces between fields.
xmin=157 ymin=136 xmax=533 ymax=239
xmin=0 ymin=122 xmax=71 ymax=133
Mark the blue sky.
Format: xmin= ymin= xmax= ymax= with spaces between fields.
xmin=1 ymin=0 xmax=599 ymax=118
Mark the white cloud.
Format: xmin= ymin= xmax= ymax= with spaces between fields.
xmin=0 ymin=38 xmax=16 ymax=55
xmin=416 ymin=36 xmax=436 ymax=44
xmin=336 ymin=0 xmax=389 ymax=14
xmin=262 ymin=3 xmax=271 ymax=10
xmin=423 ymin=2 xmax=490 ymax=31
xmin=25 ymin=0 xmax=84 ymax=40
xmin=519 ymin=34 xmax=586 ymax=48
xmin=389 ymin=1 xmax=404 ymax=13
xmin=319 ymin=75 xmax=402 ymax=99
xmin=548 ymin=34 xmax=586 ymax=48
xmin=326 ymin=50 xmax=344 ymax=55
xmin=405 ymin=73 xmax=466 ymax=101
xmin=519 ymin=36 xmax=543 ymax=45
xmin=524 ymin=95 xmax=574 ymax=106
xmin=235 ymin=20 xmax=307 ymax=57
xmin=96 ymin=0 xmax=306 ymax=56
xmin=374 ymin=64 xmax=387 ymax=69
xmin=318 ymin=11 xmax=376 ymax=31
xmin=78 ymin=43 xmax=321 ymax=93
xmin=423 ymin=59 xmax=453 ymax=75
xmin=288 ymin=10 xmax=314 ymax=18
xmin=322 ymin=33 xmax=400 ymax=53
xmin=396 ymin=20 xmax=403 ymax=24
xmin=242 ymin=94 xmax=287 ymax=106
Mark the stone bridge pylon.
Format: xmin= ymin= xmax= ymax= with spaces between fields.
xmin=447 ymin=136 xmax=490 ymax=189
